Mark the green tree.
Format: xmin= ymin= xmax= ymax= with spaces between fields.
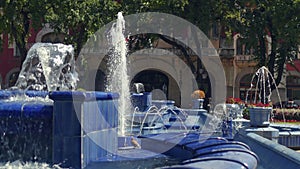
xmin=121 ymin=0 xmax=214 ymax=77
xmin=216 ymin=0 xmax=300 ymax=88
xmin=0 ymin=0 xmax=214 ymax=75
xmin=44 ymin=0 xmax=123 ymax=57
xmin=44 ymin=0 xmax=195 ymax=78
xmin=0 ymin=0 xmax=48 ymax=64
xmin=45 ymin=0 xmax=189 ymax=57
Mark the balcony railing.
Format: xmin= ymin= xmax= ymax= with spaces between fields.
xmin=219 ymin=48 xmax=234 ymax=58
xmin=235 ymin=55 xmax=255 ymax=61
xmin=235 ymin=55 xmax=257 ymax=67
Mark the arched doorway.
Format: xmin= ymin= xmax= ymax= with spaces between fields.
xmin=132 ymin=70 xmax=169 ymax=98
xmin=95 ymin=70 xmax=105 ymax=91
xmin=131 ymin=69 xmax=181 ymax=106
xmin=41 ymin=33 xmax=64 ymax=43
xmin=8 ymin=71 xmax=20 ymax=88
xmin=239 ymin=74 xmax=257 ymax=102
xmin=0 ymin=75 xmax=2 ymax=89
xmin=286 ymin=76 xmax=300 ymax=100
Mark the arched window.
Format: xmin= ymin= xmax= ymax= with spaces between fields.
xmin=239 ymin=74 xmax=257 ymax=102
xmin=8 ymin=72 xmax=19 ymax=87
xmin=245 ymin=43 xmax=252 ymax=55
xmin=236 ymin=37 xmax=254 ymax=55
xmin=41 ymin=33 xmax=64 ymax=43
xmin=286 ymin=76 xmax=300 ymax=100
xmin=95 ymin=70 xmax=105 ymax=91
xmin=236 ymin=38 xmax=243 ymax=55
xmin=0 ymin=75 xmax=2 ymax=89
xmin=132 ymin=70 xmax=169 ymax=98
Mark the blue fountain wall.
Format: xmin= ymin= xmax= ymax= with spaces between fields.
xmin=82 ymin=93 xmax=118 ymax=167
xmin=0 ymin=90 xmax=119 ymax=169
xmin=0 ymin=90 xmax=49 ymax=100
xmin=49 ymin=91 xmax=119 ymax=168
xmin=131 ymin=92 xmax=152 ymax=112
xmin=235 ymin=132 xmax=300 ymax=169
xmin=139 ymin=133 xmax=258 ymax=169
xmin=0 ymin=90 xmax=52 ymax=162
xmin=152 ymin=100 xmax=175 ymax=109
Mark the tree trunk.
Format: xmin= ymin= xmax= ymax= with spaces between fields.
xmin=266 ymin=15 xmax=280 ymax=91
xmin=158 ymin=35 xmax=196 ymax=74
xmin=258 ymin=35 xmax=266 ymax=67
xmin=11 ymin=23 xmax=28 ymax=71
xmin=74 ymin=23 xmax=86 ymax=58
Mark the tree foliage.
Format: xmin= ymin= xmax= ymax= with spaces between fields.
xmin=216 ymin=0 xmax=300 ymax=87
xmin=44 ymin=0 xmax=123 ymax=57
xmin=0 ymin=0 xmax=214 ymax=92
xmin=0 ymin=0 xmax=190 ymax=69
xmin=2 ymin=0 xmax=299 ymax=90
xmin=0 ymin=0 xmax=48 ymax=64
xmin=44 ymin=0 xmax=189 ymax=57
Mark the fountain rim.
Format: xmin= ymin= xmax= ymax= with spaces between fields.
xmin=50 ymin=91 xmax=120 ymax=101
xmin=0 ymin=90 xmax=120 ymax=101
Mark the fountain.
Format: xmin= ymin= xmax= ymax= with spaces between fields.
xmin=0 ymin=13 xmax=261 ymax=169
xmin=7 ymin=12 xmax=300 ymax=169
xmin=106 ymin=12 xmax=132 ymax=137
xmin=0 ymin=43 xmax=78 ymax=163
xmin=0 ymin=43 xmax=120 ymax=168
xmin=13 ymin=43 xmax=78 ymax=91
xmin=232 ymin=66 xmax=300 ymax=169
xmin=244 ymin=66 xmax=283 ymax=126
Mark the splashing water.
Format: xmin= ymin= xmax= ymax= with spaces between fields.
xmin=245 ymin=66 xmax=285 ymax=121
xmin=13 ymin=43 xmax=78 ymax=91
xmin=106 ymin=12 xmax=132 ymax=136
xmin=0 ymin=161 xmax=64 ymax=169
xmin=0 ymin=43 xmax=78 ymax=166
xmin=207 ymin=104 xmax=225 ymax=134
xmin=246 ymin=66 xmax=278 ymax=104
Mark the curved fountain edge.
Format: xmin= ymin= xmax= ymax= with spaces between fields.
xmin=0 ymin=90 xmax=120 ymax=101
xmin=235 ymin=132 xmax=300 ymax=169
xmin=139 ymin=133 xmax=258 ymax=169
xmin=49 ymin=91 xmax=119 ymax=101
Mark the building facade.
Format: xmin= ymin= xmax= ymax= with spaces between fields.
xmin=0 ymin=24 xmax=64 ymax=89
xmin=1 ymin=24 xmax=300 ymax=106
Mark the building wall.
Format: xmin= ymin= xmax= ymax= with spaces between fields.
xmin=220 ymin=33 xmax=300 ymax=103
xmin=0 ymin=34 xmax=21 ymax=88
xmin=128 ymin=49 xmax=197 ymax=108
xmin=1 ymin=24 xmax=299 ymax=105
xmin=0 ymin=25 xmax=60 ymax=88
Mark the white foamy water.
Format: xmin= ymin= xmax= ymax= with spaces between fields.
xmin=3 ymin=94 xmax=53 ymax=103
xmin=0 ymin=161 xmax=64 ymax=169
xmin=245 ymin=66 xmax=285 ymax=121
xmin=13 ymin=43 xmax=78 ymax=91
xmin=106 ymin=12 xmax=132 ymax=136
